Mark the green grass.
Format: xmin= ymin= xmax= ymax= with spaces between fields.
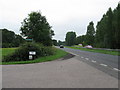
xmin=1 ymin=48 xmax=68 ymax=65
xmin=2 ymin=48 xmax=17 ymax=57
xmin=73 ymin=45 xmax=83 ymax=47
xmin=65 ymin=46 xmax=119 ymax=56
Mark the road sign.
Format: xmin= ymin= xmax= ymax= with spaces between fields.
xmin=29 ymin=55 xmax=33 ymax=60
xmin=29 ymin=51 xmax=36 ymax=55
xmin=26 ymin=39 xmax=33 ymax=41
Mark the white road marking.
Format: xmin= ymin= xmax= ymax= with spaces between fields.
xmin=113 ymin=68 xmax=120 ymax=71
xmin=91 ymin=60 xmax=96 ymax=63
xmin=81 ymin=57 xmax=84 ymax=58
xmin=100 ymin=64 xmax=108 ymax=67
xmin=85 ymin=58 xmax=89 ymax=60
xmin=69 ymin=52 xmax=79 ymax=56
xmin=75 ymin=54 xmax=79 ymax=56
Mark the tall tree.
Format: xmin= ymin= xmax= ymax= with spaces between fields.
xmin=115 ymin=3 xmax=120 ymax=49
xmin=52 ymin=39 xmax=58 ymax=46
xmin=20 ymin=11 xmax=54 ymax=46
xmin=2 ymin=29 xmax=15 ymax=44
xmin=58 ymin=40 xmax=65 ymax=46
xmin=85 ymin=21 xmax=95 ymax=46
xmin=76 ymin=35 xmax=86 ymax=45
xmin=65 ymin=31 xmax=76 ymax=46
xmin=95 ymin=4 xmax=120 ymax=49
xmin=104 ymin=8 xmax=114 ymax=48
xmin=95 ymin=15 xmax=108 ymax=48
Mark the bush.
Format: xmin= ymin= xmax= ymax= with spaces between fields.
xmin=2 ymin=43 xmax=13 ymax=48
xmin=3 ymin=42 xmax=55 ymax=62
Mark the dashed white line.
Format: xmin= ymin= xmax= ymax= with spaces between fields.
xmin=113 ymin=68 xmax=120 ymax=71
xmin=72 ymin=53 xmax=79 ymax=56
xmin=100 ymin=64 xmax=108 ymax=67
xmin=91 ymin=60 xmax=96 ymax=63
xmin=85 ymin=58 xmax=89 ymax=60
xmin=75 ymin=54 xmax=79 ymax=56
xmin=81 ymin=57 xmax=84 ymax=58
xmin=69 ymin=52 xmax=79 ymax=56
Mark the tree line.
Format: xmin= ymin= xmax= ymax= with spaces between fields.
xmin=1 ymin=29 xmax=25 ymax=48
xmin=65 ymin=3 xmax=120 ymax=49
xmin=95 ymin=3 xmax=120 ymax=49
xmin=1 ymin=11 xmax=55 ymax=48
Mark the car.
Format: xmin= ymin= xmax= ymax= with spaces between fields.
xmin=84 ymin=45 xmax=93 ymax=49
xmin=60 ymin=45 xmax=64 ymax=48
xmin=78 ymin=44 xmax=83 ymax=47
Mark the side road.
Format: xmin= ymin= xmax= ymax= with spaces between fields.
xmin=2 ymin=57 xmax=118 ymax=88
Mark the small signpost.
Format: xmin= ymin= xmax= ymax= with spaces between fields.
xmin=29 ymin=55 xmax=33 ymax=60
xmin=29 ymin=51 xmax=36 ymax=60
xmin=26 ymin=39 xmax=33 ymax=42
xmin=26 ymin=38 xmax=36 ymax=60
xmin=29 ymin=51 xmax=36 ymax=55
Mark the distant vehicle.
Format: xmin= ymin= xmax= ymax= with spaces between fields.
xmin=60 ymin=45 xmax=64 ymax=48
xmin=84 ymin=45 xmax=93 ymax=49
xmin=78 ymin=44 xmax=83 ymax=47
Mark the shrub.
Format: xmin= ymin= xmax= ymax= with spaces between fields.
xmin=3 ymin=42 xmax=54 ymax=62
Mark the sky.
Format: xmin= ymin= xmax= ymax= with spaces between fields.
xmin=0 ymin=0 xmax=119 ymax=41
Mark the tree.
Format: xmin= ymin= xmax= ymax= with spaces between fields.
xmin=57 ymin=40 xmax=65 ymax=46
xmin=2 ymin=29 xmax=15 ymax=44
xmin=65 ymin=31 xmax=76 ymax=46
xmin=104 ymin=8 xmax=114 ymax=48
xmin=117 ymin=3 xmax=120 ymax=49
xmin=95 ymin=15 xmax=108 ymax=48
xmin=20 ymin=11 xmax=54 ymax=46
xmin=114 ymin=3 xmax=120 ymax=49
xmin=85 ymin=21 xmax=95 ymax=46
xmin=95 ymin=4 xmax=120 ymax=49
xmin=1 ymin=29 xmax=24 ymax=48
xmin=76 ymin=35 xmax=86 ymax=46
xmin=13 ymin=35 xmax=25 ymax=47
xmin=52 ymin=39 xmax=58 ymax=46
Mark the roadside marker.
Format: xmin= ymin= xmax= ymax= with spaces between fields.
xmin=100 ymin=64 xmax=107 ymax=67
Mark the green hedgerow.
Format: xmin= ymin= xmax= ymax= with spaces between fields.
xmin=3 ymin=42 xmax=55 ymax=62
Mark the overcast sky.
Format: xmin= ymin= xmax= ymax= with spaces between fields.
xmin=0 ymin=0 xmax=119 ymax=41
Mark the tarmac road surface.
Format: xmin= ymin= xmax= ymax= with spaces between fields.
xmin=2 ymin=55 xmax=118 ymax=88
xmin=59 ymin=47 xmax=119 ymax=79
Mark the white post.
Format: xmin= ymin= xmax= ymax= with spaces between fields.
xmin=29 ymin=55 xmax=33 ymax=60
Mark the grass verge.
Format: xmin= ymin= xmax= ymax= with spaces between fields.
xmin=1 ymin=48 xmax=68 ymax=65
xmin=2 ymin=48 xmax=17 ymax=57
xmin=65 ymin=46 xmax=119 ymax=56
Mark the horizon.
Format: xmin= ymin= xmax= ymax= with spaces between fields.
xmin=0 ymin=0 xmax=119 ymax=41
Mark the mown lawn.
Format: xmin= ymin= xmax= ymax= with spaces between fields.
xmin=65 ymin=46 xmax=120 ymax=56
xmin=1 ymin=47 xmax=68 ymax=65
xmin=2 ymin=48 xmax=17 ymax=57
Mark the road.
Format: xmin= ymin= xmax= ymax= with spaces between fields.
xmin=2 ymin=58 xmax=118 ymax=88
xmin=59 ymin=47 xmax=119 ymax=79
xmin=2 ymin=47 xmax=119 ymax=88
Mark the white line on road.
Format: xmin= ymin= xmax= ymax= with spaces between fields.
xmin=113 ymin=68 xmax=120 ymax=71
xmin=75 ymin=54 xmax=79 ymax=56
xmin=85 ymin=58 xmax=89 ymax=60
xmin=91 ymin=60 xmax=96 ymax=63
xmin=69 ymin=52 xmax=79 ymax=56
xmin=100 ymin=64 xmax=108 ymax=67
xmin=81 ymin=57 xmax=84 ymax=58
